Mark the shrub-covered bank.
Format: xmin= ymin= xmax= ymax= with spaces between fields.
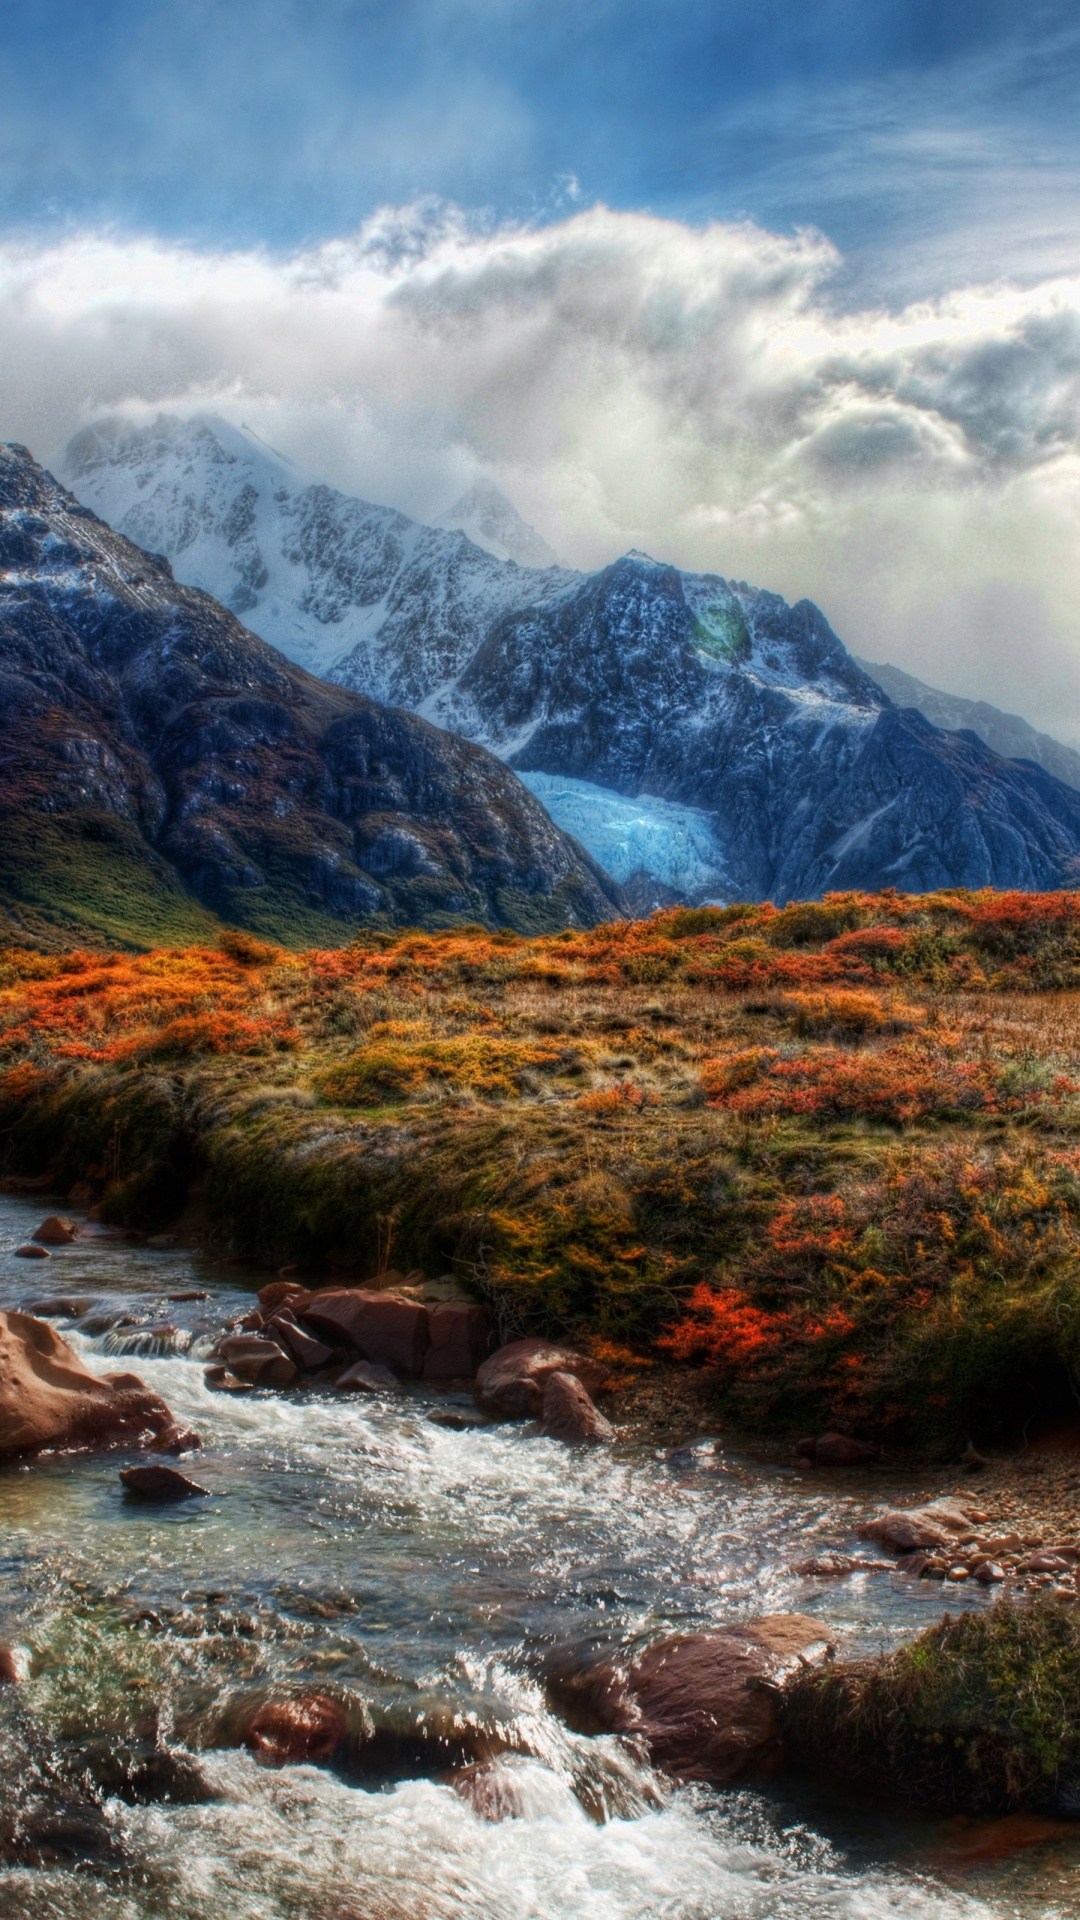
xmin=8 ymin=890 xmax=1080 ymax=1449
xmin=782 ymin=1598 xmax=1080 ymax=1817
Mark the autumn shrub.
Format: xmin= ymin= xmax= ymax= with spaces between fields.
xmin=779 ymin=988 xmax=923 ymax=1038
xmin=698 ymin=1039 xmax=1061 ymax=1126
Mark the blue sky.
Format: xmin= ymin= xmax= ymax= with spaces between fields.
xmin=5 ymin=1 xmax=1080 ymax=740
xmin=5 ymin=0 xmax=1080 ymax=297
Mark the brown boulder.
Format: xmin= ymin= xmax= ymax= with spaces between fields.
xmin=565 ymin=1614 xmax=830 ymax=1784
xmin=422 ymin=1302 xmax=492 ymax=1380
xmin=243 ymin=1695 xmax=347 ymax=1765
xmin=257 ymin=1280 xmax=312 ymax=1317
xmin=217 ymin=1333 xmax=299 ymax=1388
xmin=14 ymin=1243 xmax=49 ymax=1259
xmin=0 ymin=1645 xmax=18 ymax=1684
xmin=32 ymin=1216 xmax=77 ymax=1245
xmin=299 ymin=1290 xmax=429 ymax=1375
xmin=861 ymin=1499 xmax=978 ymax=1555
xmin=120 ymin=1464 xmax=210 ymax=1500
xmin=0 ymin=1310 xmax=197 ymax=1458
xmin=473 ymin=1338 xmax=610 ymax=1419
xmin=539 ymin=1370 xmax=614 ymax=1445
xmin=204 ymin=1365 xmax=254 ymax=1394
xmin=334 ymin=1360 xmax=401 ymax=1394
xmin=263 ymin=1311 xmax=333 ymax=1371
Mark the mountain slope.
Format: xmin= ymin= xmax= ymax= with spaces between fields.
xmin=0 ymin=444 xmax=624 ymax=947
xmin=64 ymin=417 xmax=574 ymax=689
xmin=64 ymin=415 xmax=1080 ymax=903
xmin=434 ymin=479 xmax=560 ymax=568
xmin=856 ymin=657 xmax=1080 ymax=794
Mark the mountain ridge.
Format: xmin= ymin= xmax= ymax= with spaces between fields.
xmin=0 ymin=442 xmax=625 ymax=948
xmin=63 ymin=414 xmax=1080 ymax=903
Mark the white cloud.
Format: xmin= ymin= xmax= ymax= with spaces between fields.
xmin=5 ymin=202 xmax=1080 ymax=740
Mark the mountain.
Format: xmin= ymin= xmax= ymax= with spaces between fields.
xmin=855 ymin=657 xmax=1080 ymax=795
xmin=434 ymin=479 xmax=561 ymax=568
xmin=0 ymin=444 xmax=624 ymax=949
xmin=64 ymin=417 xmax=575 ymax=687
xmin=64 ymin=415 xmax=1080 ymax=903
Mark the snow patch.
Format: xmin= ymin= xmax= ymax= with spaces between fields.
xmin=519 ymin=772 xmax=728 ymax=897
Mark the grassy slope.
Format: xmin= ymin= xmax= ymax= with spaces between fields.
xmin=6 ymin=889 xmax=1080 ymax=1449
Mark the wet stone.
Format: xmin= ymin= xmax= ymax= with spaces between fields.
xmin=120 ymin=1464 xmax=211 ymax=1500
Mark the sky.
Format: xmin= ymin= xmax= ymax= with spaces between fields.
xmin=5 ymin=0 xmax=1080 ymax=737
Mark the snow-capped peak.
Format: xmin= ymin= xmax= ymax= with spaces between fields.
xmin=434 ymin=478 xmax=560 ymax=569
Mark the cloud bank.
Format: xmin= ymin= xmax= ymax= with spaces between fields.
xmin=4 ymin=201 xmax=1080 ymax=740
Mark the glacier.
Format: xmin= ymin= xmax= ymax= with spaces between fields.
xmin=518 ymin=773 xmax=728 ymax=897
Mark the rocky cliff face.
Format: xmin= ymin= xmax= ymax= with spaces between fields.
xmin=64 ymin=415 xmax=1080 ymax=903
xmin=0 ymin=444 xmax=624 ymax=947
xmin=856 ymin=657 xmax=1080 ymax=795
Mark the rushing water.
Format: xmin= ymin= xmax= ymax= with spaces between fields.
xmin=1 ymin=1193 xmax=1079 ymax=1920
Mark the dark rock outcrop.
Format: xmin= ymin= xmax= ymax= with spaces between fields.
xmin=0 ymin=442 xmax=624 ymax=944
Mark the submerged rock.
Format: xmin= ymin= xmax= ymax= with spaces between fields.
xmin=474 ymin=1337 xmax=610 ymax=1419
xmin=539 ymin=1370 xmax=613 ymax=1445
xmin=13 ymin=1243 xmax=49 ymax=1259
xmin=0 ymin=1309 xmax=198 ymax=1458
xmin=120 ymin=1464 xmax=211 ymax=1501
xmin=243 ymin=1695 xmax=348 ymax=1765
xmin=449 ymin=1758 xmax=529 ymax=1822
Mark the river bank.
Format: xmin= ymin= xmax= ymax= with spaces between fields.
xmin=7 ymin=894 xmax=1080 ymax=1459
xmin=4 ymin=1188 xmax=1080 ymax=1914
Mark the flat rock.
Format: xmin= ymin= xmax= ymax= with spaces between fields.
xmin=27 ymin=1297 xmax=95 ymax=1318
xmin=473 ymin=1337 xmax=611 ymax=1419
xmin=120 ymin=1464 xmax=210 ymax=1500
xmin=334 ymin=1360 xmax=402 ymax=1394
xmin=861 ymin=1499 xmax=979 ymax=1555
xmin=0 ymin=1309 xmax=197 ymax=1458
xmin=539 ymin=1369 xmax=613 ymax=1444
xmin=427 ymin=1406 xmax=489 ymax=1431
xmin=204 ymin=1365 xmax=254 ymax=1394
xmin=14 ymin=1243 xmax=49 ymax=1259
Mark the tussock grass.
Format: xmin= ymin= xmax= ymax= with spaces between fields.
xmin=782 ymin=1598 xmax=1080 ymax=1816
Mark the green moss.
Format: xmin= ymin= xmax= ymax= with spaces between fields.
xmin=0 ymin=811 xmax=220 ymax=950
xmin=782 ymin=1599 xmax=1080 ymax=1816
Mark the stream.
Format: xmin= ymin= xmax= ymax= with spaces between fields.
xmin=2 ymin=1191 xmax=1079 ymax=1919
